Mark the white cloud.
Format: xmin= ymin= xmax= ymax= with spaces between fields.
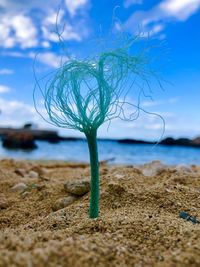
xmin=124 ymin=0 xmax=143 ymax=8
xmin=65 ymin=0 xmax=88 ymax=16
xmin=0 ymin=93 xmax=199 ymax=139
xmin=33 ymin=51 xmax=69 ymax=68
xmin=2 ymin=51 xmax=67 ymax=68
xmin=0 ymin=97 xmax=50 ymax=129
xmin=124 ymin=0 xmax=200 ymax=36
xmin=0 ymin=69 xmax=14 ymax=75
xmin=160 ymin=0 xmax=200 ymax=21
xmin=142 ymin=97 xmax=179 ymax=107
xmin=148 ymin=23 xmax=165 ymax=35
xmin=0 ymin=51 xmax=26 ymax=58
xmin=0 ymin=0 xmax=90 ymax=49
xmin=97 ymin=111 xmax=166 ymax=139
xmin=0 ymin=99 xmax=34 ymax=116
xmin=42 ymin=17 xmax=82 ymax=43
xmin=0 ymin=85 xmax=11 ymax=94
xmin=34 ymin=52 xmax=65 ymax=68
xmin=0 ymin=14 xmax=38 ymax=49
xmin=40 ymin=5 xmax=89 ymax=45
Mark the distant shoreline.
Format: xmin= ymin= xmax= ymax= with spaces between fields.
xmin=1 ymin=126 xmax=200 ymax=148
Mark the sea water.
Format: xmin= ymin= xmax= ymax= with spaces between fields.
xmin=0 ymin=140 xmax=200 ymax=165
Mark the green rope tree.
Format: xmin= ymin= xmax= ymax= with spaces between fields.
xmin=34 ymin=35 xmax=164 ymax=219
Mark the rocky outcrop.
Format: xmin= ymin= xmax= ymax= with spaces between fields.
xmin=118 ymin=137 xmax=200 ymax=148
xmin=192 ymin=137 xmax=200 ymax=145
xmin=0 ymin=127 xmax=60 ymax=143
xmin=2 ymin=132 xmax=37 ymax=150
xmin=1 ymin=126 xmax=200 ymax=149
xmin=160 ymin=137 xmax=192 ymax=146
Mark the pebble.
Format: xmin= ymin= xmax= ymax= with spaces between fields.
xmin=15 ymin=168 xmax=26 ymax=177
xmin=11 ymin=183 xmax=28 ymax=192
xmin=115 ymin=174 xmax=125 ymax=179
xmin=52 ymin=196 xmax=77 ymax=211
xmin=21 ymin=191 xmax=30 ymax=198
xmin=28 ymin=170 xmax=39 ymax=179
xmin=0 ymin=199 xmax=9 ymax=209
xmin=176 ymin=164 xmax=192 ymax=173
xmin=141 ymin=161 xmax=167 ymax=177
xmin=64 ymin=179 xmax=90 ymax=196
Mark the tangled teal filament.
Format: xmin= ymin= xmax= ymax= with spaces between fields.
xmin=34 ymin=37 xmax=164 ymax=218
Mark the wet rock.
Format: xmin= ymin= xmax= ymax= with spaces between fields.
xmin=11 ymin=183 xmax=28 ymax=192
xmin=52 ymin=196 xmax=77 ymax=211
xmin=141 ymin=161 xmax=167 ymax=177
xmin=64 ymin=179 xmax=90 ymax=196
xmin=28 ymin=170 xmax=39 ymax=179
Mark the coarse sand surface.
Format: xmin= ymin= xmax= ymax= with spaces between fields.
xmin=1 ymin=159 xmax=200 ymax=267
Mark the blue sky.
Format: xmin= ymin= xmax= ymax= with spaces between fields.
xmin=0 ymin=0 xmax=199 ymax=140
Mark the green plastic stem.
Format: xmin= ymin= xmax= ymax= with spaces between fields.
xmin=86 ymin=129 xmax=100 ymax=218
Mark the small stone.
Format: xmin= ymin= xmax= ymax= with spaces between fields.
xmin=141 ymin=161 xmax=167 ymax=177
xmin=11 ymin=183 xmax=28 ymax=192
xmin=15 ymin=168 xmax=26 ymax=177
xmin=35 ymin=184 xmax=46 ymax=191
xmin=52 ymin=196 xmax=77 ymax=211
xmin=115 ymin=174 xmax=125 ymax=179
xmin=64 ymin=179 xmax=90 ymax=196
xmin=30 ymin=166 xmax=46 ymax=176
xmin=176 ymin=164 xmax=192 ymax=173
xmin=0 ymin=199 xmax=9 ymax=209
xmin=28 ymin=170 xmax=39 ymax=179
xmin=21 ymin=191 xmax=30 ymax=198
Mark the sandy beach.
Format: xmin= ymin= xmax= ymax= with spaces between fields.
xmin=1 ymin=159 xmax=200 ymax=267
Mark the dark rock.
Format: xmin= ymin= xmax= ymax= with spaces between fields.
xmin=0 ymin=126 xmax=61 ymax=144
xmin=2 ymin=132 xmax=37 ymax=150
xmin=15 ymin=168 xmax=26 ymax=177
xmin=23 ymin=123 xmax=33 ymax=129
xmin=160 ymin=137 xmax=192 ymax=147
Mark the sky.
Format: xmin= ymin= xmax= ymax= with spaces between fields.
xmin=0 ymin=0 xmax=199 ymax=140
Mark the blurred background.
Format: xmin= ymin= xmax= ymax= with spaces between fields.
xmin=0 ymin=0 xmax=199 ymax=164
